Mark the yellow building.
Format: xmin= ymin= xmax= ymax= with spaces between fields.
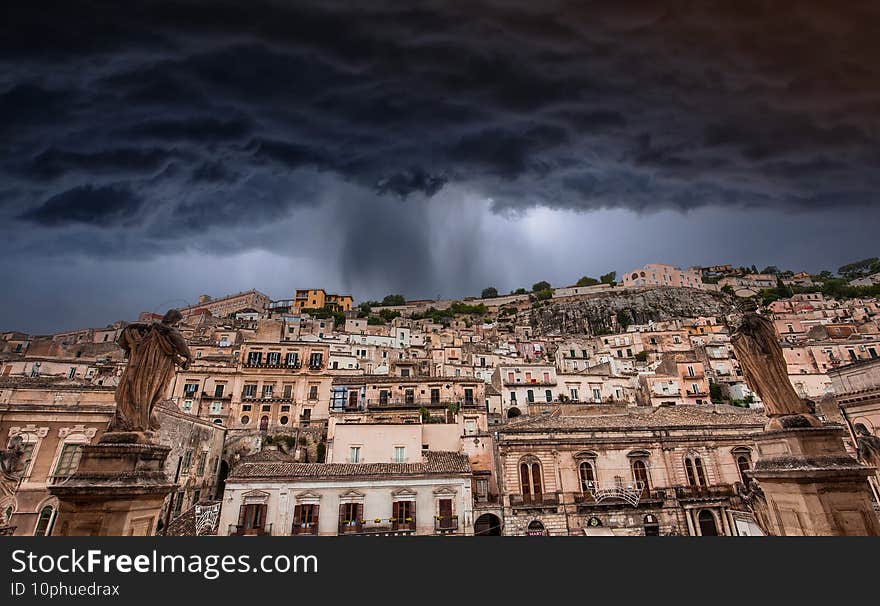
xmin=293 ymin=289 xmax=353 ymax=312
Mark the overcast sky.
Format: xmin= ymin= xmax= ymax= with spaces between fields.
xmin=2 ymin=1 xmax=879 ymax=334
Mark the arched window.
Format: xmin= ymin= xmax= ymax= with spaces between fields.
xmin=631 ymin=459 xmax=650 ymax=491
xmin=732 ymin=447 xmax=752 ymax=484
xmin=579 ymin=461 xmax=596 ymax=492
xmin=684 ymin=454 xmax=708 ymax=487
xmin=519 ymin=457 xmax=543 ymax=500
xmin=33 ymin=505 xmax=56 ymax=536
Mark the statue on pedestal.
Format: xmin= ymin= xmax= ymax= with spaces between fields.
xmin=730 ymin=310 xmax=820 ymax=429
xmin=855 ymin=423 xmax=880 ymax=468
xmin=106 ymin=309 xmax=192 ymax=443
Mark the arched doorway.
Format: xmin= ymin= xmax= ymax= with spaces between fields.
xmin=259 ymin=416 xmax=269 ymax=431
xmin=526 ymin=520 xmax=546 ymax=536
xmin=474 ymin=513 xmax=502 ymax=536
xmin=507 ymin=407 xmax=521 ymax=419
xmin=698 ymin=510 xmax=719 ymax=536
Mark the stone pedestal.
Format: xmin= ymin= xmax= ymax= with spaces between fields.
xmin=749 ymin=424 xmax=880 ymax=536
xmin=48 ymin=441 xmax=174 ymax=536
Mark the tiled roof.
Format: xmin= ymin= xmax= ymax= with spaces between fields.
xmin=229 ymin=450 xmax=470 ymax=480
xmin=500 ymin=404 xmax=765 ymax=433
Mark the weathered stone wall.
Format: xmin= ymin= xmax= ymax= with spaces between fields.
xmin=522 ymin=287 xmax=735 ymax=336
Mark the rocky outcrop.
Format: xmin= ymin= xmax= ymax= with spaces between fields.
xmin=521 ymin=287 xmax=736 ymax=336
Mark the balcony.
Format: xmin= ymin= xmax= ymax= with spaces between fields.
xmin=474 ymin=493 xmax=500 ymax=507
xmin=240 ymin=393 xmax=293 ymax=403
xmin=366 ymin=398 xmax=479 ymax=410
xmin=201 ymin=391 xmax=232 ymax=400
xmin=229 ymin=523 xmax=273 ymax=536
xmin=291 ymin=522 xmax=318 ymax=536
xmin=434 ymin=516 xmax=459 ymax=534
xmin=243 ymin=361 xmax=302 ymax=369
xmin=674 ymin=484 xmax=736 ymax=502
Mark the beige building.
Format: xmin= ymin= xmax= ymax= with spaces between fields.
xmin=219 ymin=450 xmax=473 ymax=536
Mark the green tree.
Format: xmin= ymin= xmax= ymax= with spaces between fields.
xmin=616 ymin=310 xmax=632 ymax=331
xmin=576 ymin=276 xmax=599 ymax=287
xmin=600 ymin=271 xmax=617 ymax=285
xmin=481 ymin=286 xmax=498 ymax=299
xmin=721 ymin=285 xmax=735 ymax=296
xmin=532 ymin=280 xmax=551 ymax=292
xmin=709 ymin=382 xmax=724 ymax=403
xmin=534 ymin=288 xmax=553 ymax=301
xmin=761 ymin=265 xmax=780 ymax=275
xmin=379 ymin=308 xmax=401 ymax=321
xmin=838 ymin=257 xmax=880 ymax=280
xmin=381 ymin=294 xmax=406 ymax=306
xmin=512 ymin=288 xmax=528 ymax=295
xmin=634 ymin=350 xmax=648 ymax=362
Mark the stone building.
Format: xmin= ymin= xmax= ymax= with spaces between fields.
xmin=0 ymin=378 xmax=226 ymax=536
xmin=495 ymin=404 xmax=766 ymax=536
xmin=219 ymin=450 xmax=472 ymax=536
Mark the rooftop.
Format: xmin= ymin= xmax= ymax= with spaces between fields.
xmin=229 ymin=450 xmax=470 ymax=480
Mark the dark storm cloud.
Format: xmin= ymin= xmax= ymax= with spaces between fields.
xmin=1 ymin=0 xmax=880 ymax=331
xmin=19 ymin=184 xmax=143 ymax=227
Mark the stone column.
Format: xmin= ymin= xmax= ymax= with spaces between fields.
xmin=49 ymin=440 xmax=174 ymax=536
xmin=684 ymin=508 xmax=696 ymax=536
xmin=748 ymin=424 xmax=880 ymax=536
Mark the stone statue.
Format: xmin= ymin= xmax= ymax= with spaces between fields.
xmin=106 ymin=309 xmax=192 ymax=442
xmin=0 ymin=435 xmax=26 ymax=499
xmin=730 ymin=312 xmax=820 ymax=429
xmin=854 ymin=423 xmax=880 ymax=468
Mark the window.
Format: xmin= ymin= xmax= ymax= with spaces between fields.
xmin=509 ymin=392 xmax=516 ymax=402
xmin=68 ymin=367 xmax=76 ymax=379
xmin=183 ymin=382 xmax=199 ymax=397
xmin=182 ymin=450 xmax=193 ymax=473
xmin=465 ymin=419 xmax=477 ymax=435
xmin=196 ymin=451 xmax=207 ymax=475
xmin=519 ymin=457 xmax=543 ymax=499
xmin=349 ymin=446 xmax=361 ymax=463
xmin=544 ymin=390 xmax=552 ymax=402
xmin=475 ymin=479 xmax=489 ymax=501
xmin=685 ymin=455 xmax=708 ymax=487
xmin=308 ymin=385 xmax=318 ymax=400
xmin=579 ymin=461 xmax=596 ymax=492
xmin=570 ymin=388 xmax=579 ymax=401
xmin=430 ymin=388 xmax=440 ymax=404
xmin=237 ymin=503 xmax=267 ymax=533
xmin=592 ymin=388 xmax=601 ymax=402
xmin=262 ymin=384 xmax=274 ymax=398
xmin=631 ymin=459 xmax=650 ymax=490
xmin=393 ymin=446 xmax=406 ymax=463
xmin=339 ymin=502 xmax=361 ymax=526
xmin=526 ymin=390 xmax=534 ymax=403
xmin=285 ymin=352 xmax=299 ymax=367
xmin=213 ymin=385 xmax=225 ymax=398
xmin=309 ymin=352 xmax=323 ymax=368
xmin=33 ymin=505 xmax=55 ymax=536
xmin=392 ymin=501 xmax=414 ymax=524
xmin=242 ymin=384 xmax=257 ymax=399
xmin=293 ymin=504 xmax=318 ymax=531
xmin=464 ymin=388 xmax=474 ymax=405
xmin=53 ymin=443 xmax=83 ymax=478
xmin=404 ymin=389 xmax=415 ymax=405
xmin=247 ymin=351 xmax=262 ymax=366
xmin=183 ymin=399 xmax=193 ymax=412
xmin=240 ymin=415 xmax=250 ymax=425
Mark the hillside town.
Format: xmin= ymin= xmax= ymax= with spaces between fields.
xmin=2 ymin=259 xmax=880 ymax=537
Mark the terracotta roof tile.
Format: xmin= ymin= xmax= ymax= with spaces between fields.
xmin=229 ymin=450 xmax=470 ymax=480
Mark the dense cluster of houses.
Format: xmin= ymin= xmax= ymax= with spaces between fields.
xmin=2 ymin=272 xmax=879 ymax=536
